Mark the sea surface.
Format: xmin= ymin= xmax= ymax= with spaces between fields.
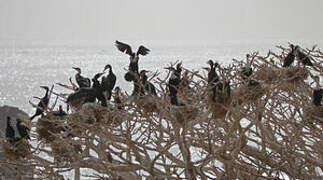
xmin=0 ymin=39 xmax=322 ymax=178
xmin=2 ymin=39 xmax=322 ymax=115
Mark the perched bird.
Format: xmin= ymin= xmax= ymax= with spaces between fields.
xmin=206 ymin=60 xmax=219 ymax=84
xmin=6 ymin=117 xmax=30 ymax=144
xmin=6 ymin=117 xmax=16 ymax=143
xmin=140 ymin=70 xmax=157 ymax=96
xmin=72 ymin=67 xmax=91 ymax=88
xmin=239 ymin=55 xmax=260 ymax=87
xmin=205 ymin=60 xmax=220 ymax=102
xmin=115 ymin=40 xmax=150 ymax=81
xmin=67 ymin=73 xmax=107 ymax=109
xmin=66 ymin=87 xmax=97 ymax=109
xmin=113 ymin=86 xmax=123 ymax=110
xmin=102 ymin=64 xmax=116 ymax=100
xmin=282 ymin=44 xmax=296 ymax=67
xmin=52 ymin=105 xmax=67 ymax=117
xmin=312 ymin=76 xmax=323 ymax=106
xmin=214 ymin=80 xmax=231 ymax=103
xmin=294 ymin=45 xmax=313 ymax=66
xmin=91 ymin=72 xmax=107 ymax=107
xmin=241 ymin=54 xmax=253 ymax=79
xmin=16 ymin=119 xmax=30 ymax=140
xmin=166 ymin=62 xmax=183 ymax=106
xmin=30 ymin=86 xmax=50 ymax=120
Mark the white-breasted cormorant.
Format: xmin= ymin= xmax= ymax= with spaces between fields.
xmin=295 ymin=45 xmax=313 ymax=66
xmin=115 ymin=40 xmax=150 ymax=81
xmin=140 ymin=70 xmax=157 ymax=96
xmin=6 ymin=117 xmax=30 ymax=144
xmin=72 ymin=67 xmax=91 ymax=88
xmin=282 ymin=44 xmax=296 ymax=67
xmin=166 ymin=62 xmax=183 ymax=106
xmin=102 ymin=64 xmax=116 ymax=100
xmin=30 ymin=86 xmax=50 ymax=120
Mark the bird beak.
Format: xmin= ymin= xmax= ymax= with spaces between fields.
xmin=40 ymin=86 xmax=47 ymax=89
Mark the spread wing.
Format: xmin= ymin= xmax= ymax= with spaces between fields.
xmin=115 ymin=40 xmax=133 ymax=55
xmin=137 ymin=45 xmax=150 ymax=56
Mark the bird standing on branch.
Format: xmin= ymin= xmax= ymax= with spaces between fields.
xmin=115 ymin=40 xmax=150 ymax=81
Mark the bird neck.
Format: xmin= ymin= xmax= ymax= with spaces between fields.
xmin=45 ymin=88 xmax=49 ymax=98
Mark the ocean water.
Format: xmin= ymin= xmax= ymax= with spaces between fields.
xmin=2 ymin=39 xmax=322 ymax=115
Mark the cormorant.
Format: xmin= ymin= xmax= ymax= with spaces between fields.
xmin=72 ymin=67 xmax=91 ymax=88
xmin=115 ymin=40 xmax=150 ymax=81
xmin=16 ymin=119 xmax=30 ymax=140
xmin=113 ymin=87 xmax=123 ymax=110
xmin=239 ymin=55 xmax=260 ymax=87
xmin=241 ymin=54 xmax=253 ymax=79
xmin=6 ymin=117 xmax=16 ymax=143
xmin=140 ymin=70 xmax=157 ymax=96
xmin=52 ymin=105 xmax=67 ymax=117
xmin=282 ymin=44 xmax=296 ymax=67
xmin=205 ymin=60 xmax=220 ymax=102
xmin=214 ymin=80 xmax=231 ymax=102
xmin=294 ymin=45 xmax=313 ymax=66
xmin=166 ymin=62 xmax=183 ymax=106
xmin=67 ymin=73 xmax=107 ymax=108
xmin=207 ymin=60 xmax=219 ymax=84
xmin=92 ymin=72 xmax=107 ymax=107
xmin=102 ymin=64 xmax=116 ymax=100
xmin=6 ymin=117 xmax=30 ymax=144
xmin=312 ymin=76 xmax=323 ymax=106
xmin=30 ymin=86 xmax=50 ymax=120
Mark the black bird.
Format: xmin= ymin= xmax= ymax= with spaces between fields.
xmin=140 ymin=70 xmax=157 ymax=96
xmin=30 ymin=86 xmax=50 ymax=120
xmin=72 ymin=67 xmax=91 ymax=88
xmin=205 ymin=60 xmax=220 ymax=102
xmin=67 ymin=73 xmax=107 ymax=108
xmin=241 ymin=54 xmax=253 ymax=78
xmin=52 ymin=105 xmax=67 ymax=117
xmin=6 ymin=117 xmax=16 ymax=143
xmin=115 ymin=40 xmax=150 ymax=81
xmin=295 ymin=45 xmax=313 ymax=66
xmin=206 ymin=60 xmax=219 ymax=84
xmin=16 ymin=119 xmax=31 ymax=140
xmin=113 ymin=87 xmax=123 ymax=110
xmin=92 ymin=72 xmax=107 ymax=107
xmin=102 ymin=64 xmax=116 ymax=100
xmin=216 ymin=81 xmax=231 ymax=96
xmin=6 ymin=117 xmax=30 ymax=144
xmin=166 ymin=62 xmax=183 ymax=106
xmin=283 ymin=44 xmax=296 ymax=67
xmin=312 ymin=76 xmax=323 ymax=106
xmin=66 ymin=87 xmax=97 ymax=109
